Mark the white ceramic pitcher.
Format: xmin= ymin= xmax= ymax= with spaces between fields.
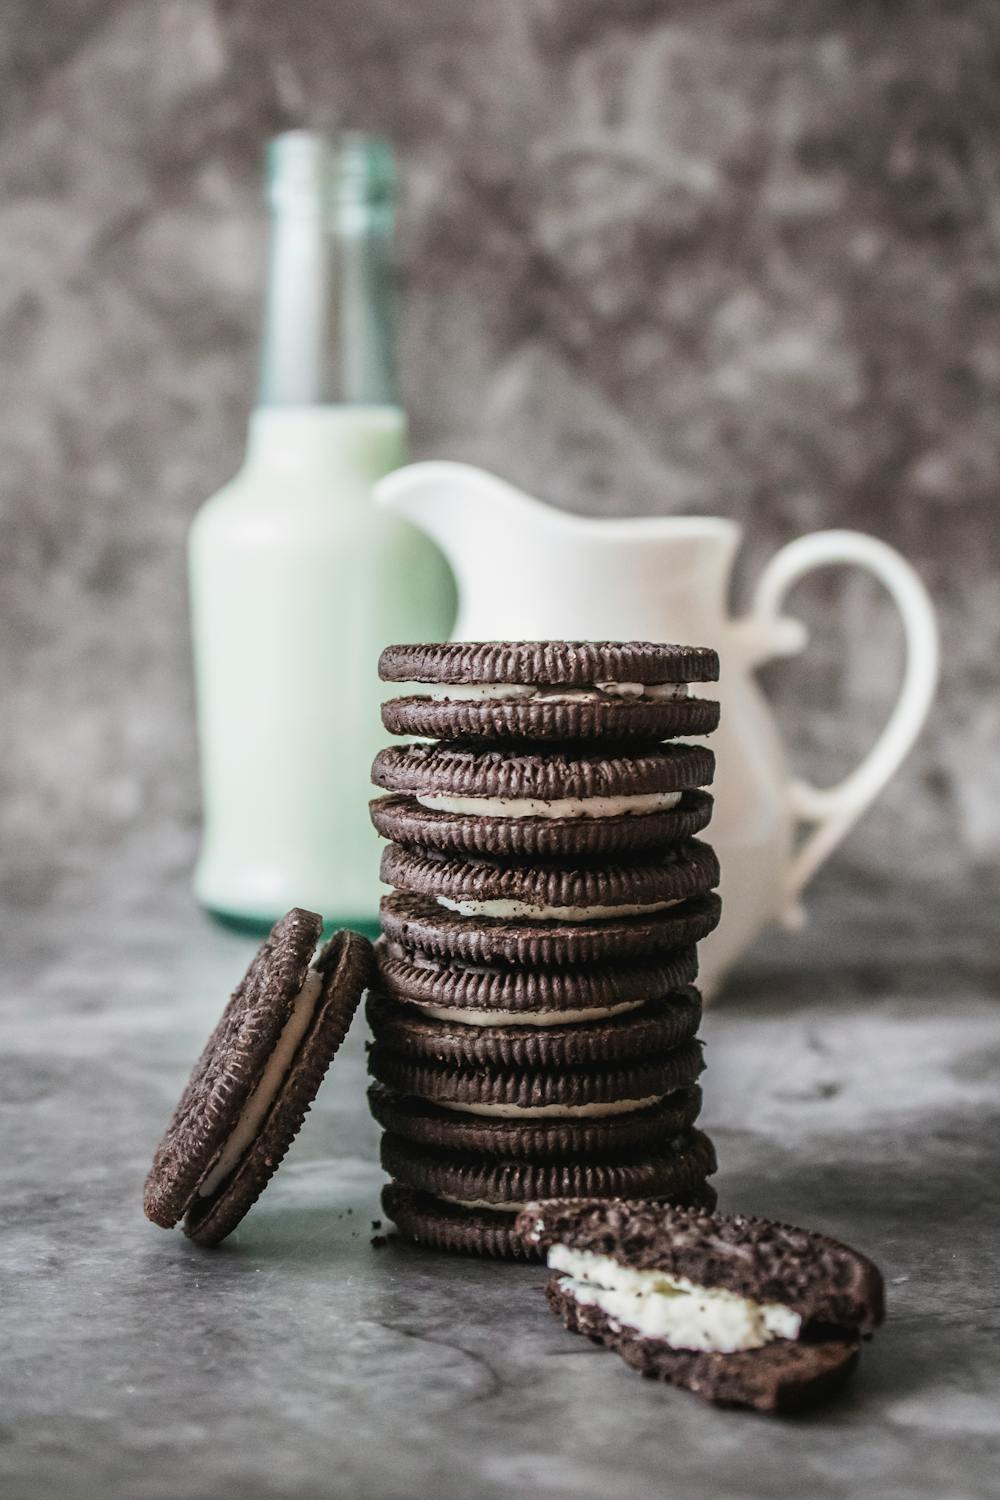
xmin=375 ymin=462 xmax=939 ymax=993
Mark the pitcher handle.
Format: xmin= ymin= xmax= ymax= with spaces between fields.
xmin=750 ymin=529 xmax=939 ymax=925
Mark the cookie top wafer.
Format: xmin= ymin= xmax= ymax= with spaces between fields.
xmin=144 ymin=913 xmax=372 ymax=1246
xmin=380 ymin=840 xmax=719 ymax=921
xmin=379 ymin=641 xmax=719 ymax=685
xmin=382 ymin=694 xmax=719 ymax=743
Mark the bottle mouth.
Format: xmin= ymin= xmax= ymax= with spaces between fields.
xmin=266 ymin=130 xmax=395 ymax=212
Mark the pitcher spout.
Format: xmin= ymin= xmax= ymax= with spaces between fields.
xmin=374 ymin=463 xmax=565 ymax=638
xmin=374 ymin=459 xmax=742 ymax=642
xmin=374 ymin=461 xmax=541 ymax=554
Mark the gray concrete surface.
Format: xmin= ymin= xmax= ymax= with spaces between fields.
xmin=2 ymin=865 xmax=997 ymax=1500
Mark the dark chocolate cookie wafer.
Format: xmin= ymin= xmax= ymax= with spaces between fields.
xmin=368 ymin=1038 xmax=704 ymax=1112
xmin=382 ymin=693 xmax=719 ymax=743
xmin=379 ymin=640 xmax=719 ymax=686
xmin=370 ymin=789 xmax=714 ymax=860
xmin=379 ymin=890 xmax=722 ymax=967
xmin=381 ymin=1129 xmax=717 ymax=1210
xmin=368 ymin=1082 xmax=704 ymax=1158
xmin=381 ymin=1181 xmax=719 ymax=1260
xmin=366 ymin=990 xmax=702 ymax=1068
xmin=144 ymin=913 xmax=372 ymax=1246
xmin=545 ymin=1280 xmax=860 ymax=1413
xmin=381 ymin=840 xmax=719 ymax=918
xmin=373 ymin=939 xmax=699 ymax=1017
xmin=372 ymin=741 xmax=714 ymax=804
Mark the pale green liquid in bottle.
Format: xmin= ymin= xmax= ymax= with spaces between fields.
xmin=189 ymin=134 xmax=454 ymax=931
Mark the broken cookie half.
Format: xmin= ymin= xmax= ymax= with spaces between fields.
xmin=517 ymin=1199 xmax=885 ymax=1414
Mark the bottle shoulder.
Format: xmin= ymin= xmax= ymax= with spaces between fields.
xmin=189 ymin=477 xmax=428 ymax=557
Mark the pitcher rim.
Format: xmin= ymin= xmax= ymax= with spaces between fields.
xmin=546 ymin=512 xmax=741 ymax=541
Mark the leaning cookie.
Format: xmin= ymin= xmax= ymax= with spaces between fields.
xmin=379 ymin=640 xmax=719 ymax=741
xmin=518 ymin=1200 xmax=885 ymax=1413
xmin=371 ymin=742 xmax=714 ymax=861
xmin=144 ymin=912 xmax=371 ymax=1246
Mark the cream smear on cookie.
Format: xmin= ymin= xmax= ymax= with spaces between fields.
xmin=415 ymin=790 xmax=683 ymax=820
xmin=436 ymin=1094 xmax=663 ymax=1119
xmin=439 ymin=1196 xmax=526 ymax=1214
xmin=411 ymin=998 xmax=645 ymax=1026
xmin=197 ymin=966 xmax=323 ymax=1199
xmin=436 ymin=895 xmax=681 ymax=922
xmin=548 ymin=1246 xmax=801 ymax=1353
xmin=418 ymin=680 xmax=690 ymax=703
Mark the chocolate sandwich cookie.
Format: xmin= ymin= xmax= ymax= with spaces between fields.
xmin=368 ymin=1082 xmax=705 ymax=1158
xmin=381 ymin=1180 xmax=720 ymax=1261
xmin=381 ymin=840 xmax=719 ymax=923
xmin=518 ymin=1200 xmax=885 ymax=1413
xmin=366 ymin=989 xmax=702 ymax=1068
xmin=379 ymin=890 xmax=722 ymax=967
xmin=371 ymin=790 xmax=713 ymax=861
xmin=144 ymin=912 xmax=371 ymax=1246
xmin=374 ymin=939 xmax=699 ymax=1021
xmin=379 ymin=640 xmax=719 ymax=742
xmin=381 ymin=1130 xmax=717 ymax=1216
xmin=367 ymin=1037 xmax=704 ymax=1115
xmin=371 ymin=742 xmax=715 ymax=862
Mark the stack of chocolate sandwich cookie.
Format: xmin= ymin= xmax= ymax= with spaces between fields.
xmin=367 ymin=641 xmax=723 ymax=1258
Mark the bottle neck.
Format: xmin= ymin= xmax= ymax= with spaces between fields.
xmin=257 ymin=134 xmax=399 ymax=408
xmin=243 ymin=405 xmax=405 ymax=480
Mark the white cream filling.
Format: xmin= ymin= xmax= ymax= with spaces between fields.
xmin=440 ymin=1196 xmax=526 ymax=1213
xmin=548 ymin=1247 xmax=802 ymax=1354
xmin=411 ymin=998 xmax=645 ymax=1027
xmin=436 ymin=895 xmax=680 ymax=922
xmin=436 ymin=1094 xmax=663 ymax=1120
xmin=414 ymin=790 xmax=683 ymax=820
xmin=418 ymin=681 xmax=690 ymax=703
xmin=197 ymin=967 xmax=323 ymax=1199
xmin=403 ymin=950 xmax=495 ymax=976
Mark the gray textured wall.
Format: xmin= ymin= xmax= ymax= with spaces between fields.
xmin=2 ymin=2 xmax=998 ymax=957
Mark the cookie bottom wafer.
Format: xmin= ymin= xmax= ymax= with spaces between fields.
xmin=544 ymin=1278 xmax=860 ymax=1411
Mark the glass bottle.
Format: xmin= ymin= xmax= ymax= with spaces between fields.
xmin=189 ymin=132 xmax=455 ymax=933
